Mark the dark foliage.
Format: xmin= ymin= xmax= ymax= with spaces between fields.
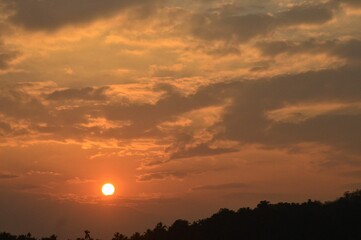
xmin=1 ymin=190 xmax=361 ymax=240
xmin=108 ymin=189 xmax=361 ymax=240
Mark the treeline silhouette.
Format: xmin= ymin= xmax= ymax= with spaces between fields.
xmin=2 ymin=190 xmax=361 ymax=240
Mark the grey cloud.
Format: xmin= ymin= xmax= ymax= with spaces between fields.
xmin=337 ymin=0 xmax=361 ymax=7
xmin=105 ymin=65 xmax=361 ymax=160
xmin=27 ymin=170 xmax=61 ymax=176
xmin=28 ymin=66 xmax=361 ymax=161
xmin=189 ymin=12 xmax=275 ymax=42
xmin=257 ymin=39 xmax=330 ymax=56
xmin=2 ymin=64 xmax=360 ymax=164
xmin=46 ymin=87 xmax=109 ymax=101
xmin=188 ymin=2 xmax=336 ymax=43
xmin=168 ymin=143 xmax=237 ymax=160
xmin=0 ymin=172 xmax=19 ymax=179
xmin=192 ymin=182 xmax=247 ymax=191
xmin=0 ymin=121 xmax=11 ymax=134
xmin=257 ymin=38 xmax=361 ymax=62
xmin=0 ymin=42 xmax=19 ymax=69
xmin=333 ymin=39 xmax=361 ymax=61
xmin=137 ymin=171 xmax=187 ymax=182
xmin=0 ymin=51 xmax=18 ymax=69
xmin=275 ymin=4 xmax=334 ymax=26
xmin=2 ymin=0 xmax=162 ymax=31
xmin=118 ymin=195 xmax=180 ymax=206
xmin=214 ymin=65 xmax=361 ymax=156
xmin=103 ymin=84 xmax=219 ymax=138
xmin=0 ymin=88 xmax=47 ymax=120
xmin=13 ymin=183 xmax=42 ymax=190
xmin=341 ymin=170 xmax=361 ymax=178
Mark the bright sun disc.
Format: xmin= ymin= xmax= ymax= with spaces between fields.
xmin=102 ymin=183 xmax=115 ymax=196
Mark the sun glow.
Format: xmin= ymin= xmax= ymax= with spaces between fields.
xmin=102 ymin=183 xmax=115 ymax=196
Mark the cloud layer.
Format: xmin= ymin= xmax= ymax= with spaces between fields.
xmin=0 ymin=0 xmax=360 ymax=238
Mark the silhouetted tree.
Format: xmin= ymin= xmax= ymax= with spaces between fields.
xmin=110 ymin=189 xmax=361 ymax=240
xmin=112 ymin=232 xmax=128 ymax=240
xmin=41 ymin=235 xmax=57 ymax=240
xmin=0 ymin=232 xmax=17 ymax=240
xmin=17 ymin=233 xmax=36 ymax=240
xmin=2 ymin=190 xmax=361 ymax=240
xmin=84 ymin=231 xmax=92 ymax=240
xmin=168 ymin=219 xmax=190 ymax=240
xmin=129 ymin=232 xmax=141 ymax=240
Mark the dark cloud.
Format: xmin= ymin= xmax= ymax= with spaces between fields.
xmin=103 ymin=84 xmax=219 ymax=138
xmin=1 ymin=65 xmax=360 ymax=163
xmin=340 ymin=170 xmax=361 ymax=178
xmin=118 ymin=195 xmax=180 ymax=206
xmin=2 ymin=0 xmax=162 ymax=31
xmin=168 ymin=143 xmax=237 ymax=160
xmin=189 ymin=12 xmax=275 ymax=42
xmin=275 ymin=4 xmax=334 ymax=26
xmin=0 ymin=121 xmax=11 ymax=134
xmin=13 ymin=183 xmax=42 ymax=190
xmin=192 ymin=182 xmax=247 ymax=191
xmin=27 ymin=170 xmax=62 ymax=176
xmin=215 ymin=65 xmax=361 ymax=156
xmin=0 ymin=42 xmax=18 ymax=69
xmin=337 ymin=0 xmax=361 ymax=7
xmin=257 ymin=38 xmax=361 ymax=62
xmin=333 ymin=39 xmax=361 ymax=61
xmin=46 ymin=86 xmax=109 ymax=101
xmin=188 ymin=2 xmax=336 ymax=43
xmin=0 ymin=88 xmax=47 ymax=120
xmin=0 ymin=172 xmax=19 ymax=179
xmin=137 ymin=171 xmax=188 ymax=182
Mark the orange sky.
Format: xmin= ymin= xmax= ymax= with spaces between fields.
xmin=0 ymin=0 xmax=361 ymax=239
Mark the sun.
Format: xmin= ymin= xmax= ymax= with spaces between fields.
xmin=102 ymin=183 xmax=115 ymax=196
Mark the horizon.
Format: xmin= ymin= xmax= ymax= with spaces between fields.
xmin=2 ymin=189 xmax=361 ymax=240
xmin=0 ymin=0 xmax=360 ymax=239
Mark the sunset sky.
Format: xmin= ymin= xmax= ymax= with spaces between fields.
xmin=0 ymin=0 xmax=360 ymax=239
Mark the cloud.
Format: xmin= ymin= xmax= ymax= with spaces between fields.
xmin=27 ymin=170 xmax=62 ymax=176
xmin=66 ymin=177 xmax=95 ymax=184
xmin=266 ymin=102 xmax=361 ymax=124
xmin=0 ymin=87 xmax=47 ymax=120
xmin=0 ymin=172 xmax=19 ymax=179
xmin=338 ymin=0 xmax=361 ymax=8
xmin=257 ymin=38 xmax=361 ymax=62
xmin=136 ymin=171 xmax=188 ymax=182
xmin=192 ymin=182 xmax=247 ymax=191
xmin=189 ymin=12 xmax=274 ymax=43
xmin=117 ymin=194 xmax=180 ymax=207
xmin=46 ymin=87 xmax=109 ymax=101
xmin=0 ymin=42 xmax=19 ymax=70
xmin=187 ymin=2 xmax=336 ymax=43
xmin=341 ymin=170 xmax=361 ymax=178
xmin=168 ymin=143 xmax=237 ymax=160
xmin=215 ymin=65 xmax=361 ymax=156
xmin=275 ymin=3 xmax=334 ymax=26
xmin=103 ymin=84 xmax=220 ymax=138
xmin=13 ymin=183 xmax=42 ymax=190
xmin=0 ymin=121 xmax=11 ymax=133
xmin=3 ymin=0 xmax=163 ymax=31
xmin=1 ymin=62 xmax=360 ymax=164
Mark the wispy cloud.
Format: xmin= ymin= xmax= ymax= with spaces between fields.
xmin=0 ymin=172 xmax=19 ymax=179
xmin=192 ymin=182 xmax=248 ymax=191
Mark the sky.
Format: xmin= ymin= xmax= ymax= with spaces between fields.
xmin=0 ymin=0 xmax=360 ymax=239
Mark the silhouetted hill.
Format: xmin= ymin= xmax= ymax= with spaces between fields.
xmin=2 ymin=190 xmax=361 ymax=240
